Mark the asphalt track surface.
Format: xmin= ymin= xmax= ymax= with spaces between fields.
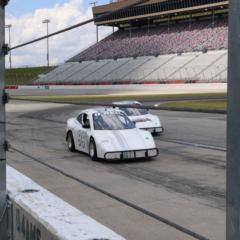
xmin=6 ymin=101 xmax=226 ymax=240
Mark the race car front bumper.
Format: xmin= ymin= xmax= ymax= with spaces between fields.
xmin=104 ymin=148 xmax=159 ymax=160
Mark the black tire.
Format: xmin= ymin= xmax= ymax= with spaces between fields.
xmin=89 ymin=138 xmax=98 ymax=161
xmin=67 ymin=131 xmax=75 ymax=152
xmin=153 ymin=132 xmax=161 ymax=137
xmin=161 ymin=127 xmax=164 ymax=134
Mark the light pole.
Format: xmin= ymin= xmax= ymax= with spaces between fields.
xmin=89 ymin=1 xmax=98 ymax=43
xmin=42 ymin=19 xmax=50 ymax=67
xmin=5 ymin=24 xmax=11 ymax=69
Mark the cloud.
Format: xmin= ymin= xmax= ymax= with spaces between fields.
xmin=5 ymin=0 xmax=112 ymax=68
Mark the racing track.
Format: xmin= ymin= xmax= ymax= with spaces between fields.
xmin=6 ymin=101 xmax=226 ymax=240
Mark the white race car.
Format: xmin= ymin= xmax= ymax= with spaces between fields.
xmin=112 ymin=101 xmax=164 ymax=135
xmin=66 ymin=108 xmax=158 ymax=161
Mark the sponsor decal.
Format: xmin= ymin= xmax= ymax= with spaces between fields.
xmin=15 ymin=208 xmax=41 ymax=240
xmin=78 ymin=130 xmax=87 ymax=150
xmin=94 ymin=110 xmax=121 ymax=116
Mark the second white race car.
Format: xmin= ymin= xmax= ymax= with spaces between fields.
xmin=112 ymin=101 xmax=164 ymax=135
xmin=66 ymin=108 xmax=158 ymax=161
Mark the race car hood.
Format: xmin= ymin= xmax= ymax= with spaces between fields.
xmin=129 ymin=114 xmax=161 ymax=129
xmin=94 ymin=128 xmax=155 ymax=152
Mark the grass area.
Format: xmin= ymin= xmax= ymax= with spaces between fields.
xmin=161 ymin=99 xmax=227 ymax=111
xmin=14 ymin=93 xmax=226 ymax=104
xmin=6 ymin=66 xmax=55 ymax=85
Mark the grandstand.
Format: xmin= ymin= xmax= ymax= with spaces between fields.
xmin=35 ymin=0 xmax=229 ymax=85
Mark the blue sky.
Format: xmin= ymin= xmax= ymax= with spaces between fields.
xmin=6 ymin=0 xmax=109 ymax=16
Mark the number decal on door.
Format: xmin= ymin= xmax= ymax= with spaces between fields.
xmin=77 ymin=130 xmax=87 ymax=150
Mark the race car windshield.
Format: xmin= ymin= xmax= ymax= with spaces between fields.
xmin=93 ymin=113 xmax=135 ymax=130
xmin=119 ymin=107 xmax=148 ymax=116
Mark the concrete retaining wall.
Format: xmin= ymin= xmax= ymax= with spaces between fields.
xmin=6 ymin=83 xmax=227 ymax=95
xmin=7 ymin=166 xmax=125 ymax=240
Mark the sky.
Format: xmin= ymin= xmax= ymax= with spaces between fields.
xmin=5 ymin=0 xmax=112 ymax=67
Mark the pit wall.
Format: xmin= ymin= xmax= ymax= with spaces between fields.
xmin=7 ymin=166 xmax=125 ymax=240
xmin=5 ymin=83 xmax=227 ymax=95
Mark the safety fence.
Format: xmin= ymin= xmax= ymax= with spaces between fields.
xmin=1 ymin=1 xmax=229 ymax=240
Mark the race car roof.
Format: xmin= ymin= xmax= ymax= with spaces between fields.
xmin=81 ymin=108 xmax=124 ymax=115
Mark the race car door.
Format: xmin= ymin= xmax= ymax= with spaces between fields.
xmin=74 ymin=112 xmax=90 ymax=153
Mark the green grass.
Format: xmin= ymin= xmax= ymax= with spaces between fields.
xmin=6 ymin=66 xmax=55 ymax=85
xmin=14 ymin=93 xmax=226 ymax=104
xmin=161 ymin=99 xmax=227 ymax=111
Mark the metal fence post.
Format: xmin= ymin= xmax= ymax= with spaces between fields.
xmin=0 ymin=1 xmax=8 ymax=240
xmin=227 ymin=0 xmax=240 ymax=239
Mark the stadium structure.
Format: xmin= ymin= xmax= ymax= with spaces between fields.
xmin=36 ymin=0 xmax=228 ymax=85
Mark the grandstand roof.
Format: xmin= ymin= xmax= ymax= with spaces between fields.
xmin=92 ymin=0 xmax=228 ymax=26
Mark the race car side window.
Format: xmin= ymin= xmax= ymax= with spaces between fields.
xmin=77 ymin=114 xmax=83 ymax=125
xmin=82 ymin=113 xmax=90 ymax=129
xmin=77 ymin=113 xmax=90 ymax=129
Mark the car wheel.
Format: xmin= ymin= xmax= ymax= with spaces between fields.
xmin=89 ymin=138 xmax=98 ymax=161
xmin=161 ymin=127 xmax=164 ymax=134
xmin=154 ymin=132 xmax=161 ymax=137
xmin=67 ymin=132 xmax=75 ymax=152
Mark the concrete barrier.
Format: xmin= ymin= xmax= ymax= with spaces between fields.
xmin=17 ymin=85 xmax=49 ymax=90
xmin=5 ymin=85 xmax=18 ymax=90
xmin=5 ymin=83 xmax=227 ymax=93
xmin=7 ymin=166 xmax=125 ymax=240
